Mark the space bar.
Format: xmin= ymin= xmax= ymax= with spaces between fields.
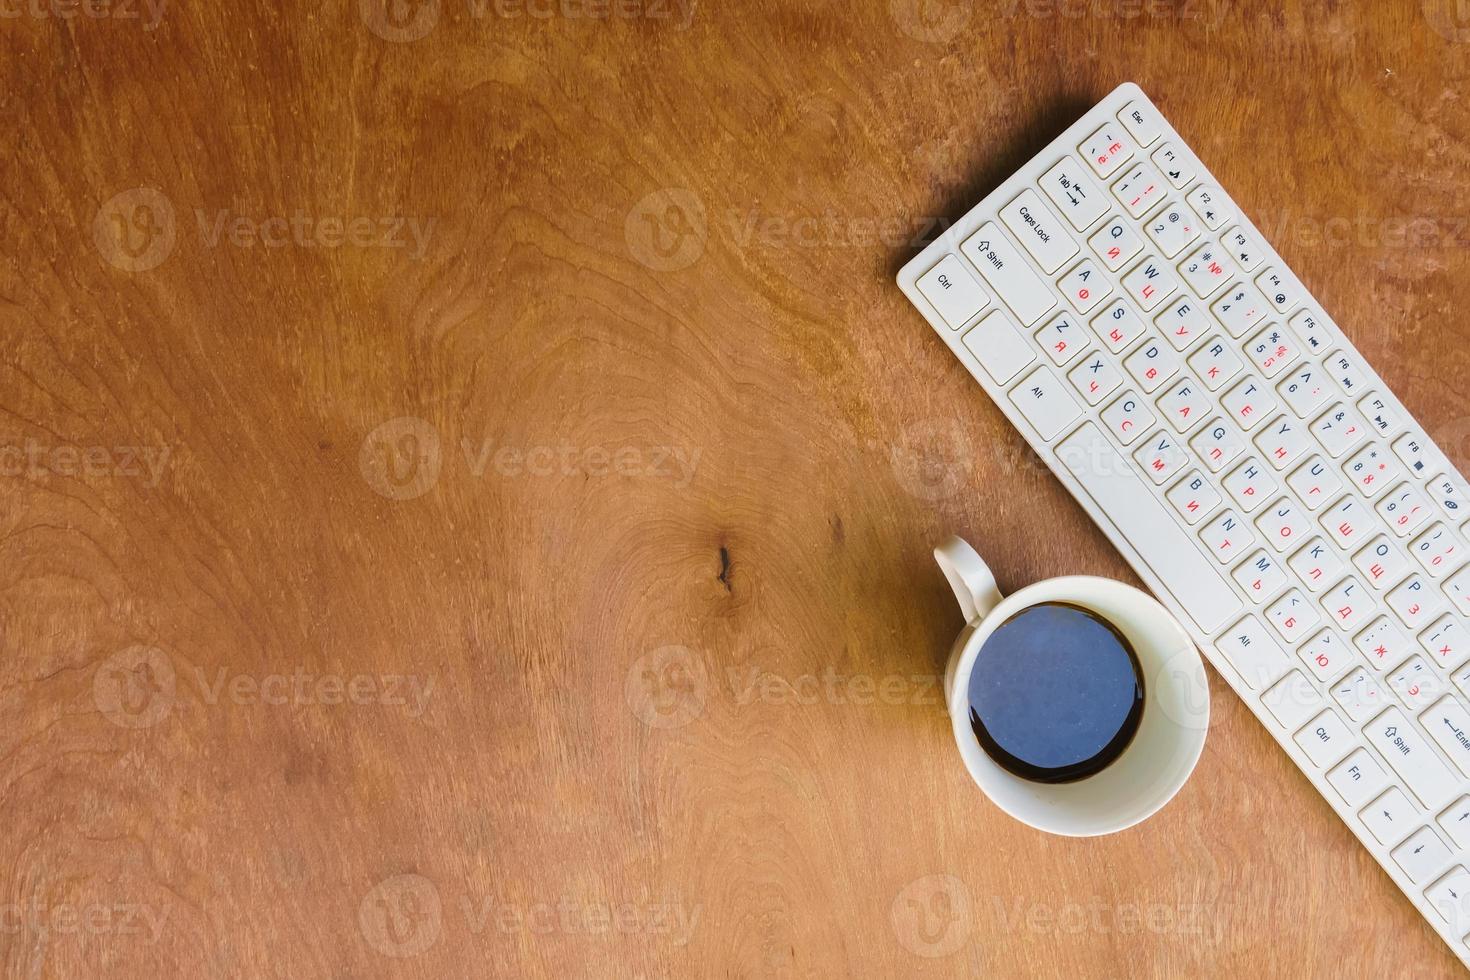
xmin=1055 ymin=423 xmax=1242 ymax=632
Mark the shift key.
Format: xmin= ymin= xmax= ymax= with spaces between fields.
xmin=961 ymin=222 xmax=1057 ymax=326
xmin=1364 ymin=707 xmax=1458 ymax=810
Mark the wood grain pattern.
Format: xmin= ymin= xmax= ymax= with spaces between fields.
xmin=4 ymin=0 xmax=1470 ymax=974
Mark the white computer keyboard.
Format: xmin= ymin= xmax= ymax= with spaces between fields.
xmin=899 ymin=81 xmax=1470 ymax=965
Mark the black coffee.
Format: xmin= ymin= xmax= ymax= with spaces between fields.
xmin=967 ymin=602 xmax=1144 ymax=784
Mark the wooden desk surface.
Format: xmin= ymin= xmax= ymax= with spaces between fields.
xmin=6 ymin=0 xmax=1470 ymax=975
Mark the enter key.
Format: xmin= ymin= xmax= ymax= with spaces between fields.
xmin=1421 ymin=696 xmax=1470 ymax=777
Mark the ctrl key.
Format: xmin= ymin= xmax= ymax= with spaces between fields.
xmin=916 ymin=254 xmax=989 ymax=329
xmin=1425 ymin=866 xmax=1470 ymax=935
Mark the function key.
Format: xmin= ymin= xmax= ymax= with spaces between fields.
xmin=1256 ymin=267 xmax=1302 ymax=314
xmin=1000 ymin=189 xmax=1079 ymax=274
xmin=1357 ymin=393 xmax=1402 ymax=438
xmin=1111 ymin=161 xmax=1167 ymax=218
xmin=1039 ymin=157 xmax=1109 ymax=231
xmin=1221 ymin=223 xmax=1267 ymax=272
xmin=1117 ymin=100 xmax=1164 ymax=146
xmin=1325 ymin=349 xmax=1369 ymax=398
xmin=1427 ymin=473 xmax=1468 ymax=520
xmin=1151 ymin=142 xmax=1195 ymax=188
xmin=1079 ymin=123 xmax=1136 ymax=179
xmin=1392 ymin=431 xmax=1441 ymax=480
xmin=1287 ymin=308 xmax=1331 ymax=354
xmin=1186 ymin=185 xmax=1233 ymax=229
xmin=1327 ymin=747 xmax=1389 ymax=807
xmin=1087 ymin=215 xmax=1144 ymax=271
xmin=916 ymin=254 xmax=988 ymax=329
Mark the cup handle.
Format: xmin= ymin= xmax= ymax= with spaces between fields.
xmin=934 ymin=536 xmax=1004 ymax=623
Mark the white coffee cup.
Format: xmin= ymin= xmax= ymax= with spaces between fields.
xmin=935 ymin=535 xmax=1210 ymax=837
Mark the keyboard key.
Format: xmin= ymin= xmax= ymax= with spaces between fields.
xmin=1068 ymin=351 xmax=1123 ymax=405
xmin=1055 ymin=424 xmax=1241 ymax=632
xmin=1393 ymin=432 xmax=1441 ymax=480
xmin=1422 ymin=615 xmax=1467 ymax=669
xmin=1352 ymin=534 xmax=1410 ymax=590
xmin=1294 ymin=708 xmax=1354 ymax=767
xmin=1144 ymin=203 xmax=1202 ymax=258
xmin=1387 ymin=573 xmax=1444 ymax=631
xmin=1088 ymin=215 xmax=1143 ymax=271
xmin=1200 ymin=508 xmax=1252 ymax=564
xmin=1039 ymin=157 xmax=1109 ymax=230
xmin=1263 ymin=669 xmax=1324 ymax=730
xmin=1362 ymin=787 xmax=1418 ymax=845
xmin=1117 ymin=100 xmax=1163 ymax=146
xmin=1287 ymin=456 xmax=1344 ymax=511
xmin=1438 ymin=797 xmax=1470 ymax=849
xmin=1444 ymin=565 xmax=1470 ymax=616
xmin=1332 ymin=667 xmax=1389 ymax=723
xmin=1421 ymin=696 xmax=1470 ymax=776
xmin=1358 ymin=393 xmax=1402 ymax=438
xmin=1034 ymin=312 xmax=1088 ymax=366
xmin=1211 ymin=281 xmax=1270 ymax=337
xmin=1187 ymin=336 xmax=1243 ymax=391
xmin=1354 ymin=615 xmax=1414 ymax=672
xmin=1156 ymin=294 xmax=1210 ymax=351
xmin=1256 ymin=268 xmax=1302 ymax=314
xmin=1120 ymin=255 xmax=1178 ymax=311
xmin=962 ymin=223 xmax=1057 ymax=326
xmin=1133 ymin=430 xmax=1189 ymax=484
xmin=1387 ymin=656 xmax=1447 ymax=711
xmin=1313 ymin=404 xmax=1369 ymax=459
xmin=1378 ymin=482 xmax=1433 ymax=538
xmin=1325 ymin=350 xmax=1369 ymax=398
xmin=1223 ymin=458 xmax=1276 ymax=512
xmin=1151 ymin=142 xmax=1195 ymax=188
xmin=1055 ymin=258 xmax=1110 ymax=313
xmin=1289 ymin=539 xmax=1345 ymax=594
xmin=1324 ymin=495 xmax=1374 ymax=550
xmin=1233 ymin=548 xmax=1287 ymax=601
xmin=1276 ymin=363 xmax=1332 ymax=419
xmin=1365 ymin=708 xmax=1458 ymax=810
xmin=1190 ymin=419 xmax=1246 ymax=473
xmin=1323 ymin=575 xmax=1371 ymax=632
xmin=1218 ymin=615 xmax=1290 ymax=689
xmin=917 ymin=254 xmax=989 ymax=329
xmin=1428 ymin=474 xmax=1469 ymax=521
xmin=1253 ymin=415 xmax=1311 ymax=471
xmin=1243 ymin=323 xmax=1298 ymax=379
xmin=1177 ymin=241 xmax=1234 ymax=297
xmin=1328 ymin=747 xmax=1390 ymax=807
xmin=1256 ymin=498 xmax=1310 ymax=551
xmin=1221 ymin=376 xmax=1277 ymax=431
xmin=1266 ymin=589 xmax=1318 ymax=643
xmin=1092 ymin=298 xmax=1146 ymax=352
xmin=1164 ymin=470 xmax=1219 ymax=525
xmin=1111 ymin=160 xmax=1166 ymax=217
xmin=1100 ymin=391 xmax=1154 ymax=446
xmin=961 ymin=310 xmax=1036 ymax=384
xmin=1425 ymin=867 xmax=1470 ymax=933
xmin=1186 ymin=184 xmax=1232 ymax=229
xmin=1008 ymin=365 xmax=1082 ymax=440
xmin=1392 ymin=826 xmax=1452 ymax=884
xmin=1287 ymin=308 xmax=1332 ymax=354
xmin=1079 ymin=122 xmax=1135 ymax=178
xmin=1344 ymin=443 xmax=1403 ymax=499
xmin=1156 ymin=377 xmax=1210 ymax=433
xmin=1000 ymin=189 xmax=1079 ymax=274
xmin=1122 ymin=337 xmax=1180 ymax=393
xmin=1221 ymin=223 xmax=1266 ymax=273
xmin=1412 ymin=523 xmax=1463 ymax=578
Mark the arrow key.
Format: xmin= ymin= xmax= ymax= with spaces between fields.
xmin=1361 ymin=786 xmax=1418 ymax=845
xmin=1439 ymin=796 xmax=1470 ymax=849
xmin=1392 ymin=826 xmax=1453 ymax=884
xmin=1425 ymin=866 xmax=1470 ymax=935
